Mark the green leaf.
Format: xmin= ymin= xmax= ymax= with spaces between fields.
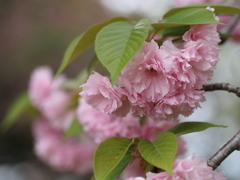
xmin=167 ymin=121 xmax=227 ymax=136
xmin=152 ymin=8 xmax=223 ymax=31
xmin=138 ymin=132 xmax=177 ymax=176
xmin=94 ymin=137 xmax=135 ymax=180
xmin=64 ymin=118 xmax=83 ymax=137
xmin=95 ymin=19 xmax=150 ymax=84
xmin=55 ymin=17 xmax=128 ymax=77
xmin=163 ymin=4 xmax=240 ymax=19
xmin=162 ymin=25 xmax=190 ymax=38
xmin=1 ymin=92 xmax=31 ymax=131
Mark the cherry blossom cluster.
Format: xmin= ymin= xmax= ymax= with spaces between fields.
xmin=124 ymin=155 xmax=226 ymax=180
xmin=32 ymin=118 xmax=96 ymax=174
xmin=29 ymin=67 xmax=96 ymax=175
xmin=77 ymin=98 xmax=186 ymax=156
xmin=28 ymin=66 xmax=186 ymax=176
xmin=80 ymin=23 xmax=221 ymax=119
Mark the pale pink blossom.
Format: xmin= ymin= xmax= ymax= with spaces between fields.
xmin=29 ymin=66 xmax=74 ymax=131
xmin=29 ymin=66 xmax=65 ymax=108
xmin=80 ymin=72 xmax=122 ymax=113
xmin=118 ymin=40 xmax=175 ymax=103
xmin=174 ymin=0 xmax=223 ymax=8
xmin=77 ymin=98 xmax=186 ymax=156
xmin=32 ymin=118 xmax=96 ymax=175
xmin=183 ymin=24 xmax=221 ymax=46
xmin=183 ymin=24 xmax=220 ymax=88
xmin=76 ymin=98 xmax=140 ymax=144
xmin=117 ymin=40 xmax=208 ymax=119
xmin=146 ymin=154 xmax=226 ymax=180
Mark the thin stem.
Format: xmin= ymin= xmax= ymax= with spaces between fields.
xmin=208 ymin=130 xmax=240 ymax=170
xmin=202 ymin=83 xmax=240 ymax=98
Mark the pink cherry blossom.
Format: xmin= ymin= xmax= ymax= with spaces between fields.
xmin=146 ymin=154 xmax=226 ymax=180
xmin=77 ymin=98 xmax=186 ymax=156
xmin=80 ymin=72 xmax=122 ymax=113
xmin=32 ymin=118 xmax=96 ymax=175
xmin=29 ymin=66 xmax=66 ymax=108
xmin=29 ymin=66 xmax=74 ymax=131
xmin=183 ymin=24 xmax=221 ymax=46
xmin=76 ymin=98 xmax=140 ymax=143
xmin=81 ymin=22 xmax=220 ymax=119
xmin=183 ymin=24 xmax=220 ymax=88
xmin=174 ymin=0 xmax=223 ymax=8
xmin=118 ymin=40 xmax=175 ymax=102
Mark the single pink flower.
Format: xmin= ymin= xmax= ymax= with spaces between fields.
xmin=28 ymin=66 xmax=65 ymax=108
xmin=183 ymin=24 xmax=221 ymax=46
xmin=80 ymin=72 xmax=122 ymax=113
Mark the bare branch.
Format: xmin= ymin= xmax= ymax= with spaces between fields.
xmin=208 ymin=130 xmax=240 ymax=170
xmin=202 ymin=83 xmax=240 ymax=98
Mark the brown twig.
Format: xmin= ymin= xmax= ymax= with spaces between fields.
xmin=202 ymin=83 xmax=240 ymax=98
xmin=207 ymin=130 xmax=240 ymax=170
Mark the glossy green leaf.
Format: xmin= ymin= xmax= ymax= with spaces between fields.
xmin=1 ymin=92 xmax=31 ymax=131
xmin=64 ymin=118 xmax=83 ymax=137
xmin=163 ymin=4 xmax=240 ymax=19
xmin=55 ymin=17 xmax=128 ymax=77
xmin=95 ymin=19 xmax=150 ymax=84
xmin=138 ymin=132 xmax=177 ymax=176
xmin=152 ymin=8 xmax=223 ymax=31
xmin=162 ymin=25 xmax=190 ymax=38
xmin=94 ymin=137 xmax=135 ymax=180
xmin=167 ymin=121 xmax=227 ymax=136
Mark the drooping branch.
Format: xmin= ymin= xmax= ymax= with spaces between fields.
xmin=207 ymin=129 xmax=240 ymax=170
xmin=202 ymin=83 xmax=240 ymax=98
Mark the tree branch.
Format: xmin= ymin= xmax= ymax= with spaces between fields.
xmin=202 ymin=83 xmax=240 ymax=98
xmin=207 ymin=130 xmax=240 ymax=170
